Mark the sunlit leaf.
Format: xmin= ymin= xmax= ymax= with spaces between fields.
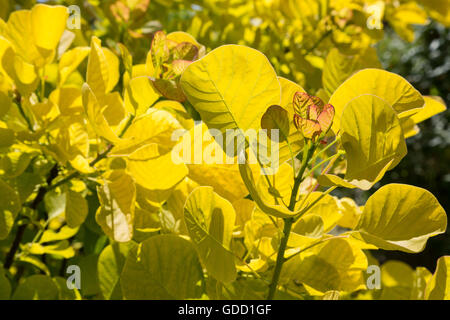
xmin=124 ymin=76 xmax=160 ymax=116
xmin=184 ymin=186 xmax=237 ymax=283
xmin=282 ymin=238 xmax=367 ymax=293
xmin=322 ymin=47 xmax=381 ymax=97
xmin=180 ymin=45 xmax=280 ymax=139
xmin=28 ymin=240 xmax=75 ymax=259
xmin=58 ymin=47 xmax=90 ymax=86
xmin=39 ymin=225 xmax=79 ymax=243
xmin=411 ymin=96 xmax=447 ymax=124
xmin=296 ymin=192 xmax=341 ymax=233
xmin=336 ymin=197 xmax=361 ymax=229
xmin=81 ymin=83 xmax=121 ymax=143
xmin=86 ymin=37 xmax=118 ymax=100
xmin=31 ymin=4 xmax=68 ymax=52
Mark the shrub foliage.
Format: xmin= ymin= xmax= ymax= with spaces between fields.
xmin=0 ymin=1 xmax=449 ymax=300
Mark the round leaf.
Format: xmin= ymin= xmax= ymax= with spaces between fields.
xmin=184 ymin=186 xmax=237 ymax=283
xmin=121 ymin=235 xmax=203 ymax=299
xmin=356 ymin=184 xmax=447 ymax=253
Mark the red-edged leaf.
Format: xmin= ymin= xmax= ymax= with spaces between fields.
xmin=317 ymin=104 xmax=335 ymax=133
xmin=302 ymin=119 xmax=321 ymax=140
xmin=261 ymin=105 xmax=290 ymax=142
xmin=293 ymin=92 xmax=325 ymax=118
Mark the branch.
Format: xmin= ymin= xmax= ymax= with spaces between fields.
xmin=267 ymin=141 xmax=316 ymax=300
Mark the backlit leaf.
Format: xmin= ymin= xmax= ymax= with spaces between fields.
xmin=184 ymin=186 xmax=237 ymax=283
xmin=98 ymin=242 xmax=137 ymax=300
xmin=12 ymin=275 xmax=59 ymax=300
xmin=322 ymin=47 xmax=381 ymax=97
xmin=261 ymin=105 xmax=290 ymax=142
xmin=282 ymin=238 xmax=367 ymax=293
xmin=355 ymin=184 xmax=447 ymax=253
xmin=329 ymin=69 xmax=425 ymax=134
xmin=96 ymin=170 xmax=136 ymax=242
xmin=121 ymin=234 xmax=203 ymax=299
xmin=180 ymin=45 xmax=280 ymax=138
xmin=81 ymin=83 xmax=121 ymax=143
xmin=31 ymin=4 xmax=68 ymax=52
xmin=318 ymin=94 xmax=407 ymax=190
xmin=411 ymin=96 xmax=447 ymax=124
xmin=86 ymin=37 xmax=118 ymax=100
xmin=58 ymin=47 xmax=90 ymax=86
xmin=124 ymin=76 xmax=160 ymax=116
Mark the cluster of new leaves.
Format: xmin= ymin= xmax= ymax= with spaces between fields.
xmin=0 ymin=2 xmax=449 ymax=300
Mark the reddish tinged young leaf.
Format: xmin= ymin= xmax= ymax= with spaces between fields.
xmin=151 ymin=31 xmax=169 ymax=76
xmin=293 ymin=92 xmax=331 ymax=140
xmin=293 ymin=113 xmax=302 ymax=130
xmin=311 ymin=95 xmax=325 ymax=107
xmin=152 ymin=78 xmax=186 ymax=102
xmin=293 ymin=92 xmax=314 ymax=118
xmin=317 ymin=104 xmax=335 ymax=133
xmin=294 ymin=114 xmax=321 ymax=139
xmin=172 ymin=60 xmax=192 ymax=76
xmin=261 ymin=105 xmax=290 ymax=142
